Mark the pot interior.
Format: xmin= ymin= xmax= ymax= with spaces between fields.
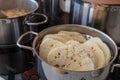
xmin=34 ymin=24 xmax=118 ymax=71
xmin=0 ymin=0 xmax=38 ymax=17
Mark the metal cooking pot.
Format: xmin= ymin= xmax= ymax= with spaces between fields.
xmin=36 ymin=0 xmax=71 ymax=26
xmin=0 ymin=0 xmax=48 ymax=46
xmin=70 ymin=0 xmax=120 ymax=46
xmin=17 ymin=24 xmax=119 ymax=80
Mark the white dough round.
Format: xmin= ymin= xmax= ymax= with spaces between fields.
xmin=66 ymin=40 xmax=81 ymax=47
xmin=42 ymin=34 xmax=67 ymax=43
xmin=88 ymin=37 xmax=111 ymax=64
xmin=58 ymin=31 xmax=86 ymax=43
xmin=39 ymin=38 xmax=65 ymax=61
xmin=47 ymin=44 xmax=95 ymax=71
xmin=81 ymin=40 xmax=105 ymax=69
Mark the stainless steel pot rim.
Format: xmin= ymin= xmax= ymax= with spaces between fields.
xmin=32 ymin=24 xmax=118 ymax=72
xmin=0 ymin=0 xmax=39 ymax=19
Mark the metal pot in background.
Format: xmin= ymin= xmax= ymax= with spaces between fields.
xmin=36 ymin=0 xmax=71 ymax=26
xmin=17 ymin=24 xmax=119 ymax=80
xmin=0 ymin=0 xmax=48 ymax=46
xmin=70 ymin=0 xmax=120 ymax=46
xmin=0 ymin=0 xmax=48 ymax=76
xmin=24 ymin=13 xmax=48 ymax=34
xmin=70 ymin=0 xmax=108 ymax=30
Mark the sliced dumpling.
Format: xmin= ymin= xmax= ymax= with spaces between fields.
xmin=76 ymin=46 xmax=95 ymax=66
xmin=58 ymin=31 xmax=86 ymax=43
xmin=42 ymin=34 xmax=71 ymax=43
xmin=63 ymin=57 xmax=94 ymax=71
xmin=81 ymin=40 xmax=105 ymax=69
xmin=47 ymin=44 xmax=95 ymax=71
xmin=47 ymin=45 xmax=69 ymax=68
xmin=39 ymin=38 xmax=65 ymax=61
xmin=88 ymin=37 xmax=111 ymax=64
xmin=66 ymin=40 xmax=81 ymax=47
xmin=78 ymin=57 xmax=95 ymax=71
xmin=42 ymin=34 xmax=66 ymax=43
xmin=65 ymin=45 xmax=95 ymax=71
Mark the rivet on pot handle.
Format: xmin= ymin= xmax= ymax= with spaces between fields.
xmin=17 ymin=31 xmax=38 ymax=51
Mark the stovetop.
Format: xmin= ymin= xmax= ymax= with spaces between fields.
xmin=1 ymin=52 xmax=120 ymax=80
xmin=23 ymin=67 xmax=120 ymax=80
xmin=1 ymin=65 xmax=118 ymax=80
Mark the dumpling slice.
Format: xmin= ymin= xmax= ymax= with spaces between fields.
xmin=66 ymin=40 xmax=81 ymax=47
xmin=63 ymin=57 xmax=94 ymax=71
xmin=64 ymin=45 xmax=95 ymax=71
xmin=58 ymin=31 xmax=86 ymax=43
xmin=39 ymin=38 xmax=65 ymax=61
xmin=81 ymin=40 xmax=105 ymax=69
xmin=47 ymin=44 xmax=95 ymax=71
xmin=47 ymin=45 xmax=69 ymax=68
xmin=42 ymin=34 xmax=66 ymax=43
xmin=42 ymin=34 xmax=71 ymax=43
xmin=88 ymin=37 xmax=111 ymax=64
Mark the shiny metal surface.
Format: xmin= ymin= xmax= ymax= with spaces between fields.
xmin=0 ymin=0 xmax=47 ymax=45
xmin=70 ymin=0 xmax=120 ymax=45
xmin=0 ymin=17 xmax=35 ymax=45
xmin=0 ymin=0 xmax=38 ymax=18
xmin=17 ymin=31 xmax=38 ymax=51
xmin=105 ymin=6 xmax=120 ymax=46
xmin=37 ymin=0 xmax=71 ymax=25
xmin=70 ymin=0 xmax=107 ymax=30
xmin=17 ymin=24 xmax=118 ymax=80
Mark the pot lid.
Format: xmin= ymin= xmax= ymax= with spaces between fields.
xmin=82 ymin=0 xmax=120 ymax=5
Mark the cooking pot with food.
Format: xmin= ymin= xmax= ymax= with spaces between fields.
xmin=17 ymin=24 xmax=119 ymax=80
xmin=0 ymin=0 xmax=48 ymax=46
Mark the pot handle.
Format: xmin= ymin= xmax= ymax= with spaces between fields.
xmin=17 ymin=31 xmax=38 ymax=51
xmin=111 ymin=64 xmax=120 ymax=72
xmin=111 ymin=47 xmax=120 ymax=72
xmin=25 ymin=13 xmax=48 ymax=26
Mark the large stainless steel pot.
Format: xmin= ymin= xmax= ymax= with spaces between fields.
xmin=36 ymin=0 xmax=71 ymax=26
xmin=0 ymin=0 xmax=48 ymax=46
xmin=70 ymin=0 xmax=120 ymax=46
xmin=17 ymin=24 xmax=119 ymax=80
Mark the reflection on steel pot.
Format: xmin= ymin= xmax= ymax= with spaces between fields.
xmin=36 ymin=0 xmax=71 ymax=26
xmin=70 ymin=0 xmax=120 ymax=45
xmin=0 ymin=0 xmax=48 ymax=46
xmin=17 ymin=24 xmax=118 ymax=80
xmin=24 ymin=13 xmax=48 ymax=34
xmin=70 ymin=0 xmax=108 ymax=30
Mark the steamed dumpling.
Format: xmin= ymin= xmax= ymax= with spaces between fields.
xmin=47 ymin=44 xmax=95 ymax=71
xmin=81 ymin=40 xmax=105 ymax=69
xmin=40 ymin=38 xmax=64 ymax=61
xmin=88 ymin=37 xmax=111 ymax=64
xmin=58 ymin=31 xmax=86 ymax=43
